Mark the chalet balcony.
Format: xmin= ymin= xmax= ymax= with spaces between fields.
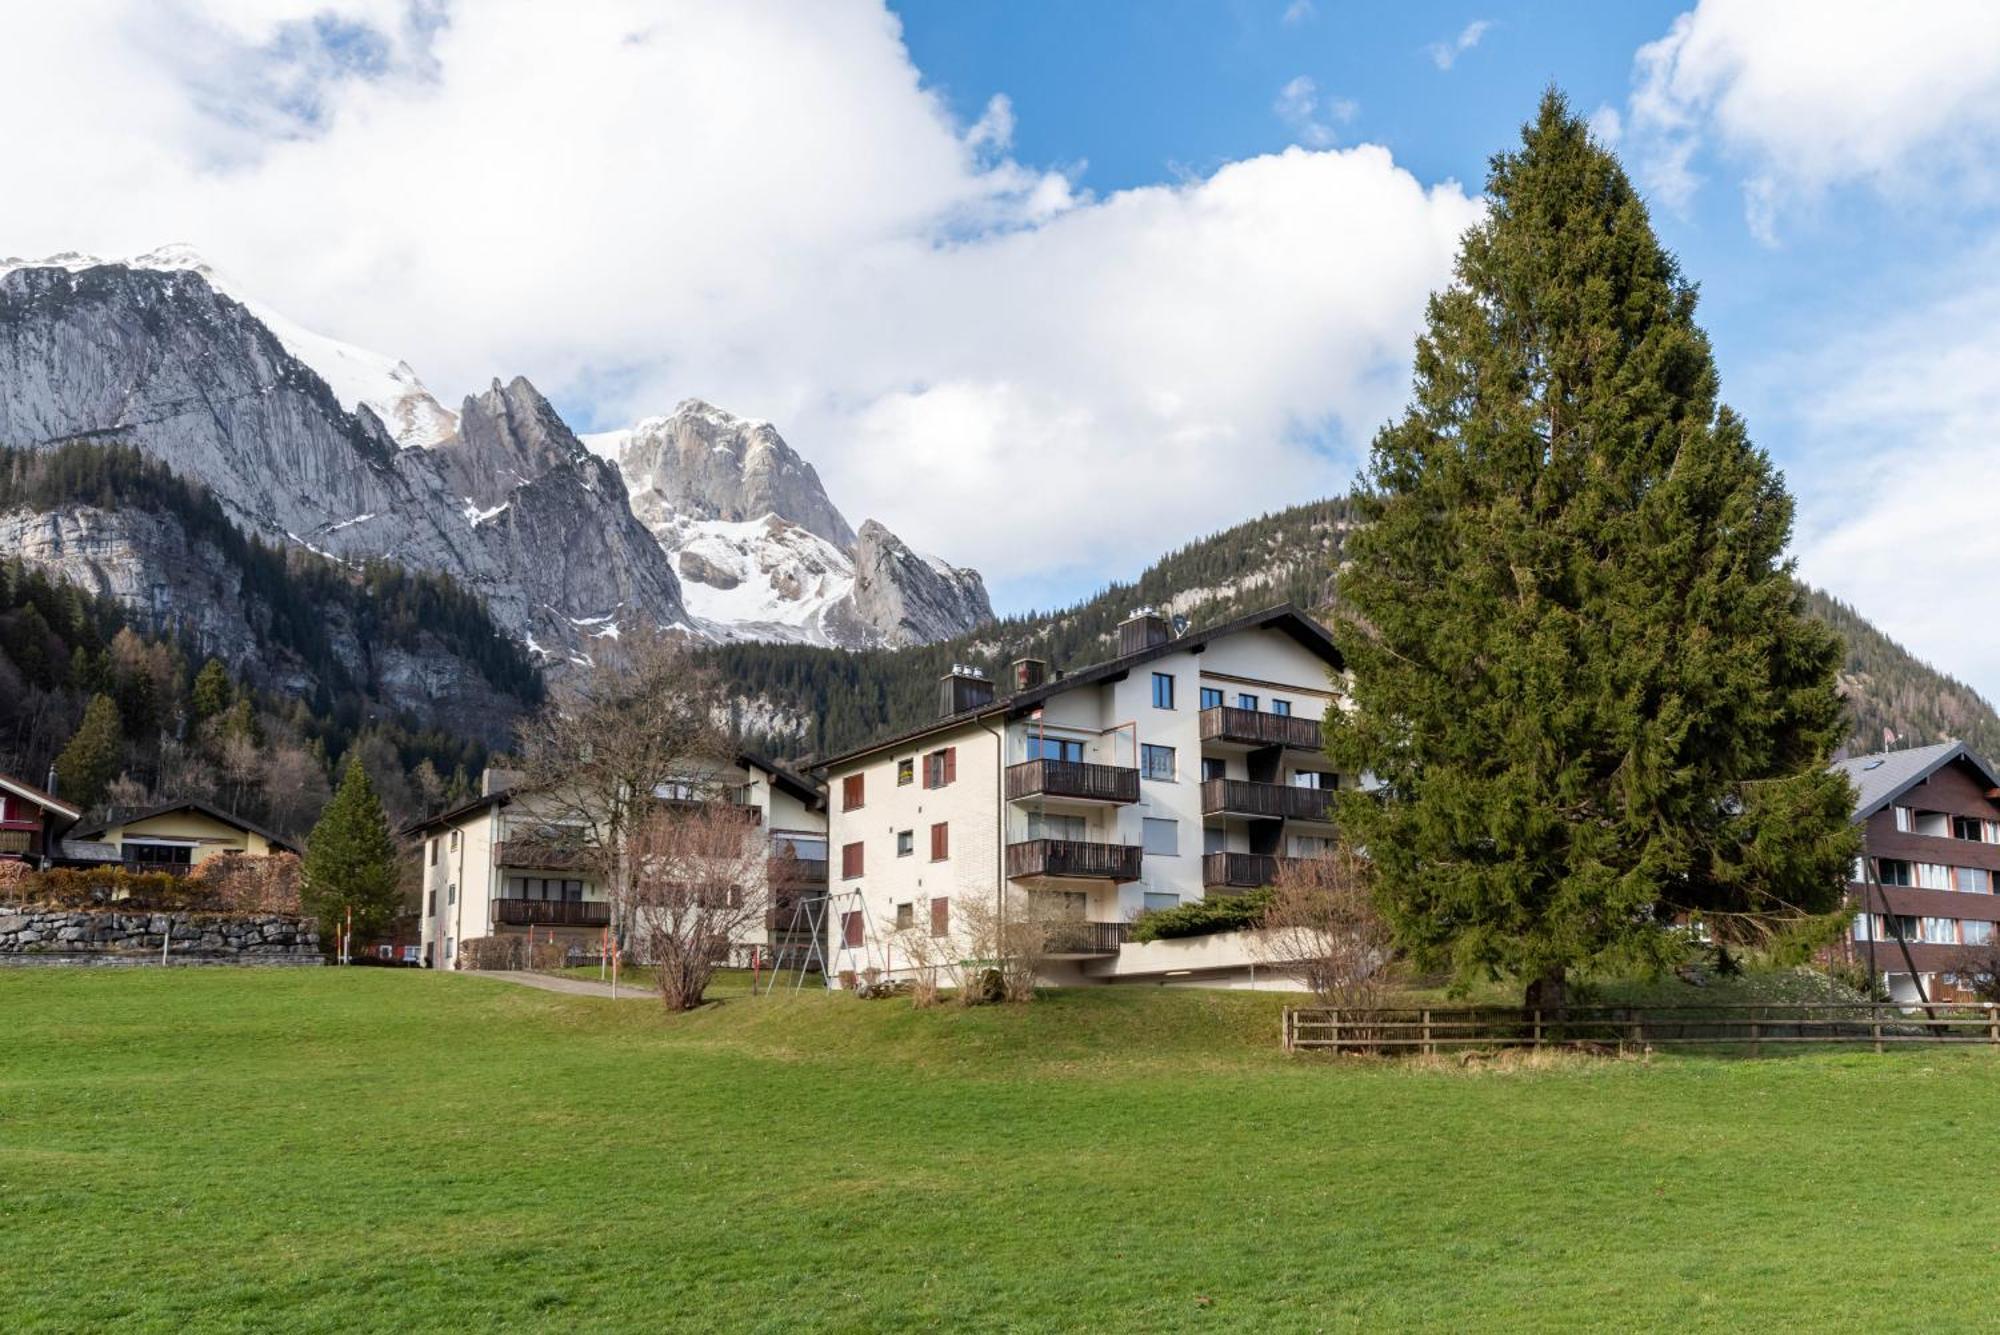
xmin=768 ymin=855 xmax=829 ymax=890
xmin=493 ymin=839 xmax=591 ymax=872
xmin=492 ymin=898 xmax=610 ymax=928
xmin=1005 ymin=838 xmax=1144 ymax=883
xmin=1199 ymin=778 xmax=1335 ymax=823
xmin=1042 ymin=920 xmax=1131 ymax=956
xmin=1199 ymin=705 xmax=1323 ymax=752
xmin=1005 ymin=759 xmax=1141 ymax=805
xmin=1202 ymin=852 xmax=1298 ymax=890
xmin=653 ymin=785 xmax=762 ymax=824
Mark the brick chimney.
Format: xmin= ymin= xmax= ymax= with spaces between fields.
xmin=1118 ymin=607 xmax=1174 ymax=657
xmin=1011 ymin=657 xmax=1049 ymax=692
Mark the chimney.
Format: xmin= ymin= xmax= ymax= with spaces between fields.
xmin=939 ymin=663 xmax=995 ymax=718
xmin=1011 ymin=657 xmax=1049 ymax=692
xmin=1118 ymin=607 xmax=1174 ymax=657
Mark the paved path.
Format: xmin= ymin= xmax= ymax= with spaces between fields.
xmin=466 ymin=970 xmax=653 ymax=1000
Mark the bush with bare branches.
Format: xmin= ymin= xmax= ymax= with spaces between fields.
xmin=952 ymin=888 xmax=1062 ymax=1004
xmin=626 ymin=804 xmax=772 ymax=1011
xmin=188 ymin=852 xmax=302 ymax=913
xmin=1257 ymin=848 xmax=1392 ymax=1008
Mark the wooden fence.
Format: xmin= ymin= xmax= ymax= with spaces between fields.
xmin=1282 ymin=1003 xmax=2000 ymax=1056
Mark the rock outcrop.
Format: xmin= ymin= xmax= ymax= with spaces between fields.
xmin=849 ymin=519 xmax=995 ymax=649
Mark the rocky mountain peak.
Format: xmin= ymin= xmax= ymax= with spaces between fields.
xmin=850 ymin=519 xmax=995 ymax=649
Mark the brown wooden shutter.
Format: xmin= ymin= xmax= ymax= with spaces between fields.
xmin=930 ymin=821 xmax=949 ymax=861
xmin=842 ymin=841 xmax=864 ymax=879
xmin=842 ymin=911 xmax=864 ymax=948
xmin=943 ymin=747 xmax=957 ymax=785
xmin=930 ymin=896 xmax=949 ymax=938
xmin=843 ymin=774 xmax=864 ymax=811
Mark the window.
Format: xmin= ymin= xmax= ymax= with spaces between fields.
xmin=1033 ymin=890 xmax=1087 ymax=921
xmin=1203 ymin=826 xmax=1226 ymax=854
xmin=1954 ymin=816 xmax=1987 ymax=842
xmin=1292 ymin=834 xmax=1336 ymax=857
xmin=1152 ymin=672 xmax=1175 ymax=709
xmin=842 ymin=774 xmax=865 ymax=811
xmin=896 ymin=830 xmax=913 ymax=857
xmin=1894 ymin=806 xmax=1914 ymax=833
xmin=450 ymin=830 xmax=459 ymax=851
xmin=1026 ymin=735 xmax=1084 ymax=763
xmin=1921 ymin=917 xmax=1958 ymax=945
xmin=896 ymin=758 xmax=914 ymax=786
xmin=429 ymin=838 xmax=439 ymax=866
xmin=930 ymin=822 xmax=950 ymax=861
xmin=841 ymin=842 xmax=864 ymax=879
xmin=1143 ymin=892 xmax=1180 ymax=913
xmin=427 ymin=889 xmax=437 ymax=915
xmin=1877 ymin=859 xmax=1914 ymax=887
xmin=507 ymin=877 xmax=585 ymax=901
xmin=924 ymin=747 xmax=957 ymax=789
xmin=1141 ymin=744 xmax=1176 ymax=781
xmin=1270 ymin=699 xmax=1291 ymax=716
xmin=1142 ymin=818 xmax=1179 ymax=856
xmin=1917 ymin=863 xmax=1953 ymax=890
xmin=1199 ymin=687 xmax=1223 ymax=710
xmin=1958 ymin=867 xmax=1992 ymax=894
xmin=445 ymin=937 xmax=454 ymax=960
xmin=1965 ymin=920 xmax=1995 ymax=946
xmin=123 ymin=843 xmax=192 ymax=871
xmin=1884 ymin=914 xmax=1919 ymax=941
xmin=1201 ymin=757 xmax=1226 ymax=782
xmin=895 ymin=902 xmax=914 ymax=930
xmin=1291 ymin=770 xmax=1336 ymax=790
xmin=447 ymin=884 xmax=456 ymax=905
xmin=1028 ymin=812 xmax=1086 ymax=841
xmin=842 ymin=912 xmax=863 ymax=948
xmin=930 ymin=896 xmax=950 ymax=938
xmin=1851 ymin=913 xmax=1871 ymax=942
xmin=1237 ymin=692 xmax=1259 ymax=711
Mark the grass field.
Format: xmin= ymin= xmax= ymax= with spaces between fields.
xmin=3 ymin=968 xmax=1995 ymax=1332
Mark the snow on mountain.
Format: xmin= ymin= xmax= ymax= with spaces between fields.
xmin=0 ymin=245 xmax=458 ymax=448
xmin=667 ymin=514 xmax=861 ymax=644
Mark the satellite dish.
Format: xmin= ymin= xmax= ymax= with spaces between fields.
xmin=1171 ymin=615 xmax=1189 ymax=637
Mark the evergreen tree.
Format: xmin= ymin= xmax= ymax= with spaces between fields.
xmin=300 ymin=755 xmax=402 ymax=941
xmin=191 ymin=658 xmax=232 ymax=721
xmin=54 ymin=693 xmax=123 ymax=809
xmin=1323 ymin=92 xmax=1858 ymax=1006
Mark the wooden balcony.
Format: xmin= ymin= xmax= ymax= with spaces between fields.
xmin=1199 ymin=778 xmax=1334 ymax=822
xmin=1005 ymin=759 xmax=1141 ymax=805
xmin=493 ymin=839 xmax=590 ymax=872
xmin=1199 ymin=705 xmax=1323 ymax=751
xmin=1202 ymin=852 xmax=1298 ymax=890
xmin=492 ymin=898 xmax=610 ymax=928
xmin=768 ymin=856 xmax=829 ymax=890
xmin=1005 ymin=838 xmax=1144 ymax=882
xmin=653 ymin=786 xmax=762 ymax=824
xmin=1042 ymin=920 xmax=1131 ymax=956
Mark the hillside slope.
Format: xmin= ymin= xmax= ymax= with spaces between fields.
xmin=713 ymin=496 xmax=2000 ymax=763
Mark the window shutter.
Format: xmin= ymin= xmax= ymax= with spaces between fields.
xmin=944 ymin=747 xmax=957 ymax=784
xmin=842 ymin=841 xmax=864 ymax=879
xmin=843 ymin=774 xmax=864 ymax=811
xmin=922 ymin=752 xmax=936 ymax=789
xmin=931 ymin=822 xmax=949 ymax=861
xmin=842 ymin=911 xmax=864 ymax=948
xmin=930 ymin=896 xmax=949 ymax=938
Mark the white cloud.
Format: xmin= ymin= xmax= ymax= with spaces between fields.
xmin=1273 ymin=75 xmax=1355 ymax=149
xmin=1281 ymin=0 xmax=1316 ymax=26
xmin=0 ymin=0 xmax=1478 ymax=605
xmin=1426 ymin=20 xmax=1492 ymax=71
xmin=1626 ymin=1 xmax=2000 ymax=235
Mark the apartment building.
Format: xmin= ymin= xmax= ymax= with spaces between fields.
xmin=1834 ymin=740 xmax=2000 ymax=1004
xmin=818 ymin=605 xmax=1347 ymax=986
xmin=405 ymin=754 xmax=826 ymax=969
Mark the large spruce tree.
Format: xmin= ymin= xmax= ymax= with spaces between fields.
xmin=1325 ymin=93 xmax=1857 ymax=1005
xmin=301 ymin=756 xmax=402 ymax=942
xmin=54 ymin=693 xmax=123 ymax=810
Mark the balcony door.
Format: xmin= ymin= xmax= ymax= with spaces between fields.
xmin=1027 ymin=812 xmax=1087 ymax=842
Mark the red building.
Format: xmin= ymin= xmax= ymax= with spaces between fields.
xmin=1834 ymin=741 xmax=2000 ymax=1003
xmin=0 ymin=772 xmax=82 ymax=869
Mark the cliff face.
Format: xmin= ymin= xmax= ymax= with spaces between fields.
xmin=848 ymin=520 xmax=995 ymax=649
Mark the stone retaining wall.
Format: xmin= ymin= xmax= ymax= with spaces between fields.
xmin=0 ymin=906 xmax=322 ymax=964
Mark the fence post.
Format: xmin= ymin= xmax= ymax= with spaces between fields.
xmin=1872 ymin=1003 xmax=1883 ymax=1055
xmin=1628 ymin=1008 xmax=1642 ymax=1054
xmin=1989 ymin=1005 xmax=1997 ymax=1048
xmin=1422 ymin=1007 xmax=1433 ymax=1057
xmin=1750 ymin=1007 xmax=1761 ymax=1059
xmin=1532 ymin=1007 xmax=1542 ymax=1050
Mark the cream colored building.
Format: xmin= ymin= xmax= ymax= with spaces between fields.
xmin=818 ymin=605 xmax=1348 ymax=988
xmin=66 ymin=799 xmax=296 ymax=871
xmin=405 ymin=754 xmax=826 ymax=969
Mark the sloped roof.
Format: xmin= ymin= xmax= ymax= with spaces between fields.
xmin=817 ymin=603 xmax=1344 ymax=770
xmin=1831 ymin=740 xmax=2000 ymax=823
xmin=69 ymin=798 xmax=299 ymax=853
xmin=0 ymin=771 xmax=81 ymax=822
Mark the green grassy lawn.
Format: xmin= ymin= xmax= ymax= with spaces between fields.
xmin=3 ymin=970 xmax=1994 ymax=1332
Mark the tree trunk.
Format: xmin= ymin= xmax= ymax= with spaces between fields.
xmin=1524 ymin=967 xmax=1567 ymax=1015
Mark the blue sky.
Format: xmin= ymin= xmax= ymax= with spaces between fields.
xmin=6 ymin=2 xmax=1999 ymax=702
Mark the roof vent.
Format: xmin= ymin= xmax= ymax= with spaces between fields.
xmin=1011 ymin=657 xmax=1049 ymax=692
xmin=1118 ymin=607 xmax=1174 ymax=656
xmin=939 ymin=663 xmax=995 ymax=719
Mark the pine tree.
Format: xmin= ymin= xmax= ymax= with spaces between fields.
xmin=1323 ymin=92 xmax=1859 ymax=1006
xmin=300 ymin=755 xmax=402 ymax=941
xmin=54 ymin=693 xmax=123 ymax=810
xmin=191 ymin=658 xmax=231 ymax=721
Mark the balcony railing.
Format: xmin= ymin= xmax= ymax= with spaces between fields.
xmin=492 ymin=898 xmax=610 ymax=928
xmin=493 ymin=839 xmax=591 ymax=871
xmin=1199 ymin=705 xmax=1323 ymax=751
xmin=653 ymin=785 xmax=762 ymax=823
xmin=1199 ymin=778 xmax=1335 ymax=822
xmin=1201 ymin=852 xmax=1298 ymax=890
xmin=768 ymin=856 xmax=829 ymax=889
xmin=1005 ymin=759 xmax=1141 ymax=805
xmin=1005 ymin=838 xmax=1144 ymax=882
xmin=1042 ymin=920 xmax=1130 ymax=955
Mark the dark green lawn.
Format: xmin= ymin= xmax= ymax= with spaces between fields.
xmin=2 ymin=968 xmax=1992 ymax=1332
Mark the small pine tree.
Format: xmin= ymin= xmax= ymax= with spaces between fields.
xmin=1325 ymin=92 xmax=1859 ymax=1006
xmin=300 ymin=755 xmax=402 ymax=943
xmin=191 ymin=658 xmax=232 ymax=721
xmin=54 ymin=693 xmax=124 ymax=810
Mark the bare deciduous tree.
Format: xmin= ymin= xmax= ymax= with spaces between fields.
xmin=953 ymin=888 xmax=1058 ymax=1004
xmin=1257 ymin=848 xmax=1392 ymax=1008
xmin=626 ymin=803 xmax=771 ymax=1010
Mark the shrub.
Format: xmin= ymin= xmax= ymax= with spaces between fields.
xmin=460 ymin=936 xmax=523 ymax=971
xmin=0 ymin=860 xmax=34 ymax=894
xmin=188 ymin=853 xmax=302 ymax=913
xmin=1130 ymin=887 xmax=1273 ymax=943
xmin=10 ymin=867 xmax=214 ymax=911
